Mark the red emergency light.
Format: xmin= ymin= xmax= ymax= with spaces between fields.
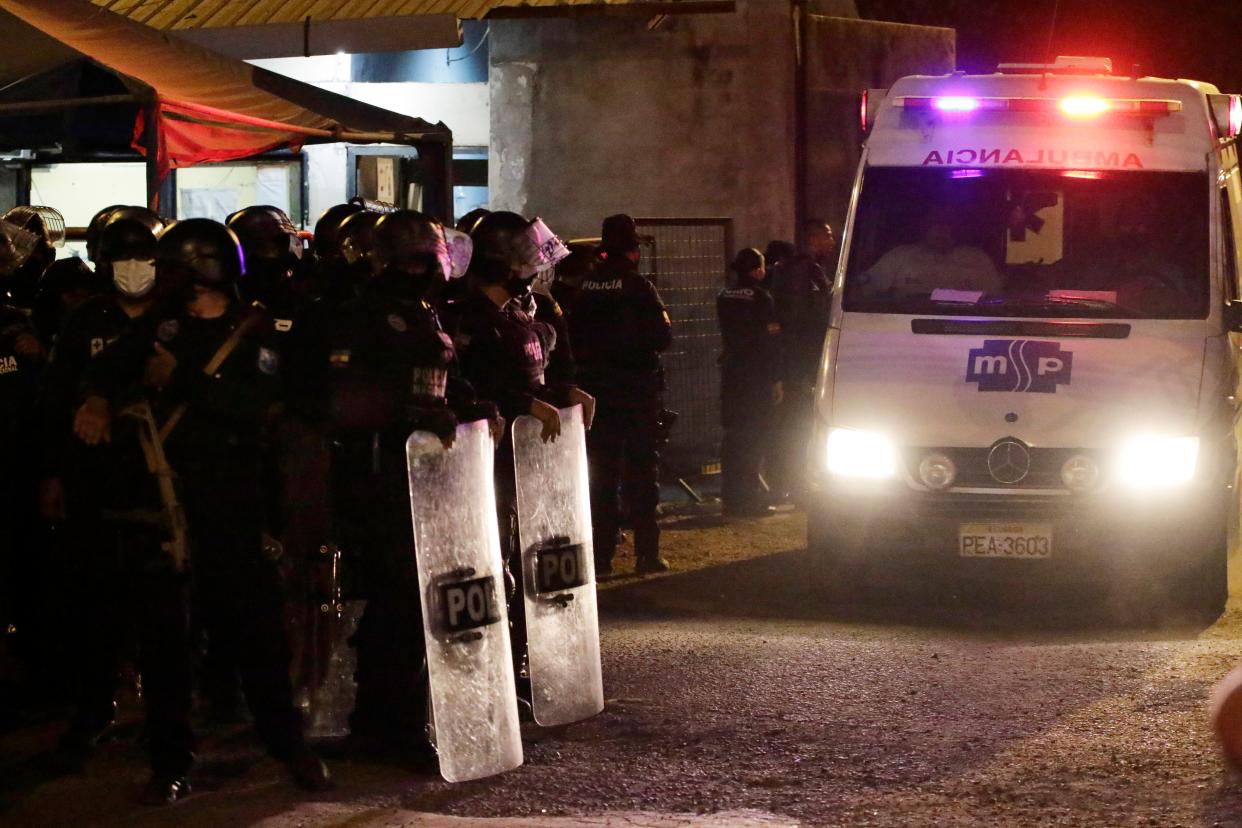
xmin=1231 ymin=95 xmax=1242 ymax=137
xmin=895 ymin=96 xmax=1182 ymax=117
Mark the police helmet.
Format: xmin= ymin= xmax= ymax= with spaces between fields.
xmin=5 ymin=206 xmax=65 ymax=249
xmin=86 ymin=206 xmax=165 ymax=262
xmin=155 ymin=218 xmax=244 ymax=288
xmin=336 ymin=210 xmax=384 ymax=269
xmin=731 ymin=247 xmax=764 ymax=274
xmin=468 ymin=210 xmax=536 ymax=284
xmin=455 ymin=207 xmax=491 ymax=235
xmin=38 ymin=257 xmax=101 ymax=297
xmin=227 ymin=206 xmax=299 ymax=263
xmin=371 ymin=210 xmax=446 ymax=278
xmin=313 ymin=202 xmax=365 ymax=261
xmin=98 ymin=218 xmax=158 ymax=264
xmin=86 ymin=205 xmax=125 ymax=261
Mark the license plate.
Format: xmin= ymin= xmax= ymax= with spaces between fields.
xmin=436 ymin=575 xmax=503 ymax=633
xmin=959 ymin=523 xmax=1053 ymax=559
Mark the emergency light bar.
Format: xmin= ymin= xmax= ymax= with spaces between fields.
xmin=895 ymin=96 xmax=1182 ymax=116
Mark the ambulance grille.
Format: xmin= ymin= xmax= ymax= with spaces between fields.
xmin=906 ymin=447 xmax=1096 ymax=490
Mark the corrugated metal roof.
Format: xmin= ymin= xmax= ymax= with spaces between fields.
xmin=91 ymin=0 xmax=720 ymax=29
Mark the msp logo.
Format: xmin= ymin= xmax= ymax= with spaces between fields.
xmin=966 ymin=340 xmax=1072 ymax=393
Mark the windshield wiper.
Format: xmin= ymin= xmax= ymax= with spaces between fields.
xmin=1009 ymin=294 xmax=1148 ymax=318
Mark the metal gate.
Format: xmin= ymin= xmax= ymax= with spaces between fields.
xmin=636 ymin=217 xmax=733 ymax=476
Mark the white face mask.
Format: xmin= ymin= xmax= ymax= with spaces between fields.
xmin=112 ymin=259 xmax=156 ymax=298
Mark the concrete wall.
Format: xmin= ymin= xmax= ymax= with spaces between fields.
xmin=488 ymin=1 xmax=953 ymax=250
xmin=804 ymin=16 xmax=956 ymax=231
xmin=489 ymin=1 xmax=798 ymax=249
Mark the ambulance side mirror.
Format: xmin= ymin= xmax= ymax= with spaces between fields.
xmin=1226 ymin=300 xmax=1242 ymax=333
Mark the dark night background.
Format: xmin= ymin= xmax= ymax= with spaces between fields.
xmin=858 ymin=0 xmax=1242 ymax=90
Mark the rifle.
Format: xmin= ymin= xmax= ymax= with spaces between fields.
xmin=114 ymin=401 xmax=188 ymax=572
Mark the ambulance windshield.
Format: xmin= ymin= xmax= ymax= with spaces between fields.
xmin=843 ymin=168 xmax=1209 ymax=319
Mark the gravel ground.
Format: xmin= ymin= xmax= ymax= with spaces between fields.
xmin=4 ymin=509 xmax=1242 ymax=827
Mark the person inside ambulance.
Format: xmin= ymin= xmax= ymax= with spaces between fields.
xmin=1088 ymin=196 xmax=1193 ymax=315
xmin=865 ymin=210 xmax=1001 ymax=300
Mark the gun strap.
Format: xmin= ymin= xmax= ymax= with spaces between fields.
xmin=158 ymin=311 xmax=263 ymax=443
xmin=117 ymin=401 xmax=188 ymax=572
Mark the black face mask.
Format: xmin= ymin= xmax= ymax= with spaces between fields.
xmin=242 ymin=257 xmax=292 ymax=304
xmin=504 ymin=275 xmax=534 ymax=300
xmin=375 ymin=263 xmax=439 ymax=300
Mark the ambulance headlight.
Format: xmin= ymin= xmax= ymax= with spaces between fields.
xmin=918 ymin=452 xmax=957 ymax=490
xmin=1116 ymin=435 xmax=1199 ymax=489
xmin=826 ymin=428 xmax=898 ymax=479
xmin=1060 ymin=455 xmax=1100 ymax=493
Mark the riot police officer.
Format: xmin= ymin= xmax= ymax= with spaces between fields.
xmin=41 ymin=217 xmax=195 ymax=786
xmin=0 ymin=216 xmax=47 ymax=707
xmin=226 ymin=206 xmax=307 ymax=318
xmin=75 ymin=218 xmax=329 ymax=802
xmin=449 ymin=210 xmax=591 ymax=698
xmin=326 ymin=209 xmax=496 ymax=760
xmin=0 ymin=211 xmax=53 ymax=705
xmin=570 ymin=214 xmax=672 ymax=576
xmin=311 ymin=202 xmax=366 ymax=309
xmin=717 ymin=248 xmax=783 ymax=517
xmin=334 ymin=210 xmax=384 ymax=304
xmin=767 ymin=220 xmax=836 ymax=500
xmin=452 ymin=212 xmax=587 ymax=435
xmin=228 ymin=205 xmax=336 ymax=715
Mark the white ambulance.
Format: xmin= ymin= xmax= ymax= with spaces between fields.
xmin=809 ymin=57 xmax=1242 ymax=613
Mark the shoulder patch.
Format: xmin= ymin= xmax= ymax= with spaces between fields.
xmin=257 ymin=346 xmax=280 ymax=376
xmin=662 ymin=310 xmax=672 ymax=326
xmin=156 ymin=319 xmax=180 ymax=343
xmin=387 ymin=313 xmax=408 ymax=333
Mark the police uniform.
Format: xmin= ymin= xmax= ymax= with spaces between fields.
xmin=0 ymin=304 xmax=44 ymax=678
xmin=447 ymin=289 xmax=564 ymax=557
xmin=768 ymin=253 xmax=832 ymax=497
xmin=570 ymin=253 xmax=672 ymax=573
xmin=83 ymin=301 xmax=314 ymax=777
xmin=447 ymin=287 xmax=569 ymax=685
xmin=716 ymin=276 xmax=782 ymax=513
xmin=326 ymin=283 xmax=465 ymax=750
xmin=42 ymin=294 xmax=193 ymax=769
xmin=326 ymin=210 xmax=496 ymax=755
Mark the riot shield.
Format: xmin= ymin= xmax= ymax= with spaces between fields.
xmin=512 ymin=405 xmax=605 ymax=727
xmin=302 ymin=543 xmax=364 ymax=740
xmin=407 ymin=420 xmax=522 ymax=782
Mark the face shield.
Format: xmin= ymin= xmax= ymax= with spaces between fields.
xmin=0 ymin=219 xmax=41 ymax=277
xmin=443 ymin=227 xmax=473 ymax=280
xmin=518 ymin=218 xmax=571 ymax=294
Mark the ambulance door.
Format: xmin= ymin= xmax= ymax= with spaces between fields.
xmin=1220 ymin=151 xmax=1242 ymax=474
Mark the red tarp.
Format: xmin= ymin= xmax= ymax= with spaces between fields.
xmin=0 ymin=0 xmax=452 ymax=208
xmin=131 ymin=100 xmax=319 ymax=183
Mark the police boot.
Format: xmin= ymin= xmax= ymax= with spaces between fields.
xmin=52 ymin=701 xmax=118 ymax=772
xmin=635 ymin=555 xmax=671 ymax=575
xmin=281 ymin=746 xmax=333 ymax=791
xmin=142 ymin=773 xmax=191 ymax=806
